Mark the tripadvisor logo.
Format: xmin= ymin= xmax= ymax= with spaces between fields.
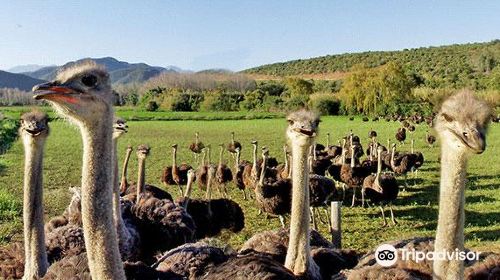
xmin=375 ymin=244 xmax=481 ymax=267
xmin=375 ymin=244 xmax=397 ymax=267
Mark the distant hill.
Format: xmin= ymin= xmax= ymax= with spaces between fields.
xmin=0 ymin=71 xmax=46 ymax=91
xmin=243 ymin=40 xmax=500 ymax=88
xmin=23 ymin=57 xmax=179 ymax=85
xmin=7 ymin=64 xmax=49 ymax=73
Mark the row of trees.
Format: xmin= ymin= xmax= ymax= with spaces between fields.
xmin=114 ymin=61 xmax=498 ymax=116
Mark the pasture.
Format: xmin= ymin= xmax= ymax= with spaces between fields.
xmin=0 ymin=115 xmax=498 ymax=254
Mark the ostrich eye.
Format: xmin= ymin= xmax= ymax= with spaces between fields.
xmin=81 ymin=75 xmax=98 ymax=87
xmin=287 ymin=120 xmax=294 ymax=125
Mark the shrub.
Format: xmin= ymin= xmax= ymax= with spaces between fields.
xmin=145 ymin=101 xmax=159 ymax=112
xmin=201 ymin=91 xmax=243 ymax=111
xmin=309 ymin=93 xmax=341 ymax=115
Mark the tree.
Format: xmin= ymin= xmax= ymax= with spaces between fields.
xmin=338 ymin=62 xmax=414 ymax=115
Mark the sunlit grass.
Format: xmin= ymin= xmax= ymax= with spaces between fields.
xmin=0 ymin=115 xmax=498 ymax=254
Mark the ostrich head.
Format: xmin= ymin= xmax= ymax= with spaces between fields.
xmin=136 ymin=144 xmax=150 ymax=160
xmin=172 ymin=144 xmax=178 ymax=149
xmin=113 ymin=117 xmax=128 ymax=139
xmin=19 ymin=110 xmax=49 ymax=139
xmin=286 ymin=109 xmax=320 ymax=147
xmin=32 ymin=61 xmax=113 ymax=125
xmin=187 ymin=169 xmax=196 ymax=181
xmin=126 ymin=144 xmax=133 ymax=153
xmin=434 ymin=90 xmax=492 ymax=154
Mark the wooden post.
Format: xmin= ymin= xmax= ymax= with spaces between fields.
xmin=331 ymin=201 xmax=341 ymax=249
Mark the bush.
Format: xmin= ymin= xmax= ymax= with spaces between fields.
xmin=145 ymin=101 xmax=159 ymax=112
xmin=309 ymin=93 xmax=341 ymax=115
xmin=200 ymin=91 xmax=243 ymax=111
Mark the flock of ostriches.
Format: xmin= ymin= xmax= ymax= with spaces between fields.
xmin=0 ymin=61 xmax=498 ymax=280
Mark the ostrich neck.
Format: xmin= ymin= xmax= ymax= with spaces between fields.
xmin=136 ymin=157 xmax=146 ymax=201
xmin=433 ymin=141 xmax=467 ymax=280
xmin=235 ymin=150 xmax=240 ymax=169
xmin=172 ymin=148 xmax=177 ymax=167
xmin=218 ymin=148 xmax=223 ymax=165
xmin=22 ymin=136 xmax=48 ymax=279
xmin=112 ymin=138 xmax=129 ymax=255
xmin=375 ymin=150 xmax=382 ymax=181
xmin=285 ymin=141 xmax=319 ymax=278
xmin=206 ymin=171 xmax=213 ymax=199
xmin=80 ymin=120 xmax=125 ymax=279
xmin=120 ymin=149 xmax=132 ymax=191
xmin=252 ymin=145 xmax=258 ymax=172
xmin=258 ymin=155 xmax=267 ymax=186
xmin=350 ymin=148 xmax=355 ymax=167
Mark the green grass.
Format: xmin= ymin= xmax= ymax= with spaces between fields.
xmin=0 ymin=106 xmax=285 ymax=121
xmin=0 ymin=115 xmax=498 ymax=254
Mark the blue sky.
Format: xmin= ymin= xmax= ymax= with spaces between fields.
xmin=1 ymin=1 xmax=499 ymax=71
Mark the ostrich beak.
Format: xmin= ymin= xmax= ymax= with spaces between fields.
xmin=458 ymin=128 xmax=486 ymax=154
xmin=32 ymin=82 xmax=80 ymax=103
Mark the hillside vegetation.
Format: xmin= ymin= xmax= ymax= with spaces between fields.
xmin=244 ymin=40 xmax=500 ymax=89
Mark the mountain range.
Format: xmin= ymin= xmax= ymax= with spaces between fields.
xmin=0 ymin=57 xmax=183 ymax=91
xmin=0 ymin=70 xmax=46 ymax=91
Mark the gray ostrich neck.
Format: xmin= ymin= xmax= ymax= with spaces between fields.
xmin=80 ymin=119 xmax=125 ymax=279
xmin=350 ymin=148 xmax=355 ymax=167
xmin=375 ymin=150 xmax=382 ymax=181
xmin=285 ymin=141 xmax=319 ymax=278
xmin=258 ymin=154 xmax=267 ymax=186
xmin=252 ymin=144 xmax=258 ymax=171
xmin=433 ymin=140 xmax=467 ymax=280
xmin=184 ymin=175 xmax=195 ymax=205
xmin=22 ymin=135 xmax=48 ymax=279
xmin=235 ymin=149 xmax=240 ymax=169
xmin=112 ymin=138 xmax=129 ymax=254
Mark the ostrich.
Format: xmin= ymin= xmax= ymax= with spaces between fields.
xmin=131 ymin=145 xmax=196 ymax=262
xmin=362 ymin=146 xmax=399 ymax=225
xmin=122 ymin=145 xmax=173 ymax=203
xmin=215 ymin=143 xmax=233 ymax=198
xmin=325 ymin=134 xmax=343 ymax=158
xmin=390 ymin=143 xmax=415 ymax=189
xmin=254 ymin=147 xmax=292 ymax=227
xmin=196 ymin=109 xmax=323 ymax=279
xmin=0 ymin=111 xmax=50 ymax=279
xmin=189 ymin=131 xmax=205 ymax=163
xmin=426 ymin=131 xmax=436 ymax=147
xmin=33 ymin=61 xmax=126 ymax=279
xmin=171 ymin=144 xmax=193 ymax=196
xmin=395 ymin=127 xmax=406 ymax=144
xmin=196 ymin=146 xmax=210 ymax=191
xmin=276 ymin=144 xmax=290 ymax=180
xmin=177 ymin=169 xmax=245 ymax=239
xmin=340 ymin=145 xmax=370 ymax=207
xmin=240 ymin=228 xmax=358 ymax=279
xmin=242 ymin=140 xmax=259 ymax=191
xmin=110 ymin=118 xmax=141 ymax=262
xmin=337 ymin=90 xmax=496 ymax=280
xmin=119 ymin=145 xmax=133 ymax=194
xmin=234 ymin=147 xmax=251 ymax=200
xmin=226 ymin=131 xmax=242 ymax=156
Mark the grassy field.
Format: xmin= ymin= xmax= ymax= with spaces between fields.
xmin=0 ymin=115 xmax=498 ymax=254
xmin=0 ymin=106 xmax=285 ymax=121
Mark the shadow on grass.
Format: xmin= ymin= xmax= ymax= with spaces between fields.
xmin=466 ymin=195 xmax=496 ymax=204
xmin=466 ymin=229 xmax=500 ymax=243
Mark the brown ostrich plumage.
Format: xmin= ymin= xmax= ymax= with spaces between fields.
xmin=0 ymin=243 xmax=25 ymax=279
xmin=155 ymin=241 xmax=229 ymax=278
